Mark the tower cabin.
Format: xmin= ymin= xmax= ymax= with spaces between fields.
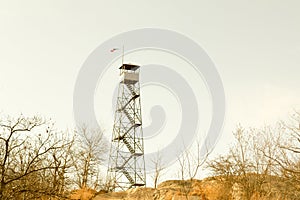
xmin=119 ymin=64 xmax=140 ymax=84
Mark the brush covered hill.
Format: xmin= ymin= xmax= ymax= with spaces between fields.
xmin=90 ymin=175 xmax=299 ymax=200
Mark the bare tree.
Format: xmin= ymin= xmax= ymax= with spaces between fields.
xmin=177 ymin=140 xmax=209 ymax=199
xmin=48 ymin=131 xmax=75 ymax=195
xmin=72 ymin=125 xmax=108 ymax=190
xmin=262 ymin=111 xmax=300 ymax=198
xmin=178 ymin=140 xmax=209 ymax=180
xmin=0 ymin=114 xmax=73 ymax=199
xmin=150 ymin=150 xmax=166 ymax=189
xmin=208 ymin=124 xmax=291 ymax=199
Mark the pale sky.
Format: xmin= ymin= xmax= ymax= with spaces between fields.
xmin=1 ymin=0 xmax=300 ymax=179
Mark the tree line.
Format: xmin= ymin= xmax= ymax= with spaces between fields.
xmin=1 ymin=111 xmax=299 ymax=199
xmin=206 ymin=112 xmax=300 ymax=199
xmin=151 ymin=111 xmax=300 ymax=199
xmin=0 ymin=115 xmax=107 ymax=199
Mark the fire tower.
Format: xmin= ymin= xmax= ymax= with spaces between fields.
xmin=107 ymin=63 xmax=146 ymax=191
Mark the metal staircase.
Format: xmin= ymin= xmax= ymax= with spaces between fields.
xmin=126 ymin=84 xmax=137 ymax=96
xmin=123 ymin=109 xmax=135 ymax=125
xmin=123 ymin=137 xmax=135 ymax=154
xmin=122 ymin=170 xmax=135 ymax=186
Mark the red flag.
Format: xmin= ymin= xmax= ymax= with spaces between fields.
xmin=110 ymin=48 xmax=119 ymax=52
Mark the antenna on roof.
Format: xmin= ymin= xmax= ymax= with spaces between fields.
xmin=121 ymin=45 xmax=125 ymax=66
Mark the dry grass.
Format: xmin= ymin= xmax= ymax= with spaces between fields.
xmin=69 ymin=188 xmax=97 ymax=200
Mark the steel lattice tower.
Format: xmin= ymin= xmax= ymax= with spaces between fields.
xmin=107 ymin=63 xmax=146 ymax=191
